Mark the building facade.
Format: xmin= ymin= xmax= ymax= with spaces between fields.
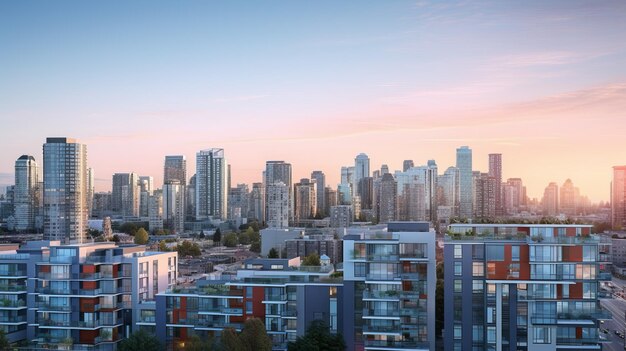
xmin=612 ymin=166 xmax=626 ymax=230
xmin=444 ymin=224 xmax=611 ymax=351
xmin=14 ymin=155 xmax=39 ymax=232
xmin=456 ymin=146 xmax=473 ymax=219
xmin=195 ymin=149 xmax=228 ymax=220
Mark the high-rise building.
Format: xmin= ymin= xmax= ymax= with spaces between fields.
xmin=396 ymin=169 xmax=426 ymax=221
xmin=343 ymin=222 xmax=436 ymax=351
xmin=228 ymin=183 xmax=249 ymax=221
xmin=265 ymin=161 xmax=292 ymax=222
xmin=163 ymin=180 xmax=185 ymax=234
xmin=266 ymin=182 xmax=289 ymax=228
xmin=138 ymin=176 xmax=154 ymax=218
xmin=358 ymin=177 xmax=374 ymax=211
xmin=248 ymin=182 xmax=265 ymax=222
xmin=330 ymin=205 xmax=352 ymax=228
xmin=310 ymin=171 xmax=326 ymax=217
xmin=456 ymin=146 xmax=473 ymax=219
xmin=504 ymin=178 xmax=524 ymax=215
xmin=437 ymin=166 xmax=459 ymax=216
xmin=149 ymin=189 xmax=164 ymax=232
xmin=354 ymin=153 xmax=370 ymax=199
xmin=14 ymin=155 xmax=39 ymax=231
xmin=559 ymin=179 xmax=579 ymax=216
xmin=86 ymin=167 xmax=94 ymax=218
xmin=403 ymin=159 xmax=414 ymax=172
xmin=163 ymin=155 xmax=187 ymax=186
xmin=488 ymin=153 xmax=503 ymax=216
xmin=186 ymin=174 xmax=196 ymax=221
xmin=195 ymin=148 xmax=228 ymax=220
xmin=377 ymin=173 xmax=397 ymax=223
xmin=426 ymin=160 xmax=438 ymax=222
xmin=613 ymin=166 xmax=626 ymax=230
xmin=294 ymin=178 xmax=316 ymax=222
xmin=444 ymin=223 xmax=611 ymax=351
xmin=111 ymin=173 xmax=140 ymax=217
xmin=542 ymin=182 xmax=559 ymax=216
xmin=474 ymin=172 xmax=497 ymax=218
xmin=325 ymin=186 xmax=337 ymax=210
xmin=380 ymin=164 xmax=390 ymax=175
xmin=43 ymin=137 xmax=88 ymax=243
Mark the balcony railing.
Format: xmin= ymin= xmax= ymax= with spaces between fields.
xmin=363 ymin=309 xmax=400 ymax=318
xmin=0 ymin=284 xmax=27 ymax=292
xmin=36 ymin=303 xmax=72 ymax=312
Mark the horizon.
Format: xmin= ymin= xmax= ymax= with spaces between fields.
xmin=2 ymin=0 xmax=626 ymax=202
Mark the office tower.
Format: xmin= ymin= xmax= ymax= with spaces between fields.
xmin=341 ymin=166 xmax=355 ymax=185
xmin=111 ymin=173 xmax=140 ymax=217
xmin=248 ymin=182 xmax=265 ymax=222
xmin=294 ymin=178 xmax=317 ymax=222
xmin=163 ymin=180 xmax=185 ymax=234
xmin=86 ymin=167 xmax=94 ymax=218
xmin=542 ymin=182 xmax=559 ymax=216
xmin=559 ymin=179 xmax=579 ymax=216
xmin=437 ymin=166 xmax=459 ymax=216
xmin=186 ymin=174 xmax=196 ymax=220
xmin=14 ymin=155 xmax=38 ymax=231
xmin=377 ymin=173 xmax=397 ymax=223
xmin=330 ymin=205 xmax=353 ymax=228
xmin=325 ymin=186 xmax=337 ymax=210
xmin=266 ymin=182 xmax=289 ymax=228
xmin=343 ymin=222 xmax=436 ymax=351
xmin=456 ymin=146 xmax=473 ymax=219
xmin=228 ymin=183 xmax=249 ymax=221
xmin=196 ymin=148 xmax=228 ymax=220
xmin=444 ymin=223 xmax=611 ymax=351
xmin=426 ymin=160 xmax=438 ymax=222
xmin=43 ymin=137 xmax=88 ymax=243
xmin=149 ymin=189 xmax=164 ymax=232
xmin=504 ymin=178 xmax=524 ymax=215
xmin=488 ymin=153 xmax=503 ymax=216
xmin=354 ymin=153 xmax=370 ymax=196
xmin=403 ymin=159 xmax=414 ymax=172
xmin=380 ymin=164 xmax=389 ymax=175
xmin=395 ymin=170 xmax=426 ymax=221
xmin=163 ymin=155 xmax=187 ymax=186
xmin=358 ymin=177 xmax=374 ymax=210
xmin=0 ymin=241 xmax=177 ymax=349
xmin=474 ymin=172 xmax=497 ymax=218
xmin=613 ymin=166 xmax=626 ymax=230
xmin=138 ymin=176 xmax=154 ymax=218
xmin=311 ymin=171 xmax=326 ymax=217
xmin=265 ymin=161 xmax=293 ymax=222
xmin=338 ymin=184 xmax=352 ymax=205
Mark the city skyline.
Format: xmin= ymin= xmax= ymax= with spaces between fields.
xmin=2 ymin=1 xmax=626 ymax=202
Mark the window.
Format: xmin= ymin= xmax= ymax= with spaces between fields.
xmin=454 ymin=280 xmax=462 ymax=293
xmin=472 ymin=262 xmax=484 ymax=277
xmin=533 ymin=327 xmax=551 ymax=344
xmin=472 ymin=245 xmax=484 ymax=260
xmin=454 ymin=325 xmax=462 ymax=339
xmin=472 ymin=280 xmax=483 ymax=293
xmin=454 ymin=245 xmax=462 ymax=259
xmin=454 ymin=262 xmax=463 ymax=276
xmin=486 ymin=245 xmax=504 ymax=261
xmin=511 ymin=246 xmax=520 ymax=261
xmin=583 ymin=246 xmax=596 ymax=262
xmin=246 ymin=301 xmax=253 ymax=315
xmin=354 ymin=263 xmax=366 ymax=277
xmin=487 ymin=326 xmax=496 ymax=343
xmin=246 ymin=287 xmax=253 ymax=298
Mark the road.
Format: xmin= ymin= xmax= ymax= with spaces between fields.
xmin=602 ymin=297 xmax=626 ymax=351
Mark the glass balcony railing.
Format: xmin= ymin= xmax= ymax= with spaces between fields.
xmin=363 ymin=309 xmax=400 ymax=318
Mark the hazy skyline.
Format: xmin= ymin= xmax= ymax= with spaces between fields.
xmin=2 ymin=0 xmax=626 ymax=202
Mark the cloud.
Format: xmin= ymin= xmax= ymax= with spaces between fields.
xmin=491 ymin=51 xmax=607 ymax=67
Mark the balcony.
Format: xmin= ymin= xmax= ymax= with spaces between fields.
xmin=281 ymin=309 xmax=297 ymax=317
xmin=0 ymin=270 xmax=26 ymax=278
xmin=362 ymin=325 xmax=401 ymax=334
xmin=363 ymin=290 xmax=401 ymax=300
xmin=0 ymin=299 xmax=26 ymax=308
xmin=598 ymin=272 xmax=612 ymax=281
xmin=0 ymin=284 xmax=27 ymax=292
xmin=362 ymin=309 xmax=400 ymax=318
xmin=367 ymin=255 xmax=399 ymax=262
xmin=363 ymin=339 xmax=430 ymax=349
xmin=0 ymin=315 xmax=26 ymax=324
xmin=366 ymin=274 xmax=400 ymax=281
xmin=36 ymin=303 xmax=72 ymax=312
xmin=37 ymin=272 xmax=70 ymax=280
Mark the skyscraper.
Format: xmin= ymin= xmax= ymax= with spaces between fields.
xmin=426 ymin=159 xmax=438 ymax=222
xmin=43 ymin=137 xmax=88 ymax=243
xmin=139 ymin=176 xmax=154 ymax=218
xmin=163 ymin=155 xmax=187 ymax=186
xmin=265 ymin=161 xmax=292 ymax=222
xmin=377 ymin=173 xmax=397 ymax=223
xmin=474 ymin=172 xmax=497 ymax=218
xmin=266 ymin=182 xmax=289 ymax=228
xmin=248 ymin=182 xmax=265 ymax=222
xmin=86 ymin=167 xmax=94 ymax=218
xmin=437 ymin=166 xmax=459 ymax=216
xmin=488 ymin=153 xmax=503 ymax=216
xmin=195 ymin=148 xmax=227 ymax=220
xmin=504 ymin=178 xmax=524 ymax=215
xmin=14 ymin=155 xmax=39 ymax=231
xmin=111 ymin=173 xmax=140 ymax=217
xmin=559 ymin=179 xmax=579 ymax=216
xmin=294 ymin=178 xmax=317 ymax=222
xmin=310 ymin=171 xmax=326 ymax=217
xmin=163 ymin=180 xmax=185 ymax=233
xmin=353 ymin=153 xmax=370 ymax=198
xmin=456 ymin=146 xmax=473 ymax=219
xmin=403 ymin=159 xmax=414 ymax=172
xmin=612 ymin=166 xmax=626 ymax=230
xmin=542 ymin=182 xmax=559 ymax=216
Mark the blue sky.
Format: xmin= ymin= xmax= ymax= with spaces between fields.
xmin=1 ymin=0 xmax=626 ymax=201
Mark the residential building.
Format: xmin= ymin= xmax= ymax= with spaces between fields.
xmin=111 ymin=173 xmax=140 ymax=217
xmin=560 ymin=179 xmax=579 ymax=216
xmin=139 ymin=176 xmax=154 ymax=218
xmin=228 ymin=184 xmax=249 ymax=222
xmin=474 ymin=172 xmax=497 ymax=219
xmin=266 ymin=182 xmax=289 ymax=229
xmin=196 ymin=149 xmax=228 ymax=220
xmin=377 ymin=173 xmax=397 ymax=224
xmin=149 ymin=190 xmax=163 ymax=233
xmin=403 ymin=160 xmax=414 ymax=172
xmin=444 ymin=223 xmax=612 ymax=351
xmin=14 ymin=155 xmax=39 ymax=231
xmin=285 ymin=234 xmax=343 ymax=264
xmin=456 ymin=146 xmax=473 ymax=219
xmin=265 ymin=161 xmax=293 ymax=222
xmin=437 ymin=167 xmax=459 ymax=217
xmin=163 ymin=180 xmax=185 ymax=234
xmin=87 ymin=168 xmax=95 ymax=219
xmin=612 ymin=166 xmax=626 ymax=230
xmin=249 ymin=182 xmax=265 ymax=222
xmin=342 ymin=222 xmax=437 ymax=351
xmin=330 ymin=205 xmax=353 ymax=228
xmin=311 ymin=171 xmax=326 ymax=217
xmin=43 ymin=137 xmax=89 ymax=244
xmin=294 ymin=178 xmax=317 ymax=223
xmin=163 ymin=156 xmax=187 ymax=186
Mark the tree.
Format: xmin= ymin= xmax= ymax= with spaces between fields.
xmin=213 ymin=228 xmax=222 ymax=245
xmin=223 ymin=233 xmax=238 ymax=247
xmin=134 ymin=228 xmax=149 ymax=245
xmin=177 ymin=240 xmax=201 ymax=257
xmin=111 ymin=234 xmax=120 ymax=243
xmin=250 ymin=242 xmax=261 ymax=253
xmin=238 ymin=232 xmax=251 ymax=245
xmin=240 ymin=318 xmax=272 ymax=351
xmin=221 ymin=328 xmax=244 ymax=351
xmin=0 ymin=329 xmax=9 ymax=351
xmin=185 ymin=334 xmax=213 ymax=351
xmin=118 ymin=329 xmax=161 ymax=351
xmin=301 ymin=253 xmax=320 ymax=266
xmin=288 ymin=320 xmax=345 ymax=351
xmin=268 ymin=248 xmax=279 ymax=258
xmin=158 ymin=241 xmax=170 ymax=252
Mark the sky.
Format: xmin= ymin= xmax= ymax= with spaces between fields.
xmin=1 ymin=0 xmax=625 ymax=202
